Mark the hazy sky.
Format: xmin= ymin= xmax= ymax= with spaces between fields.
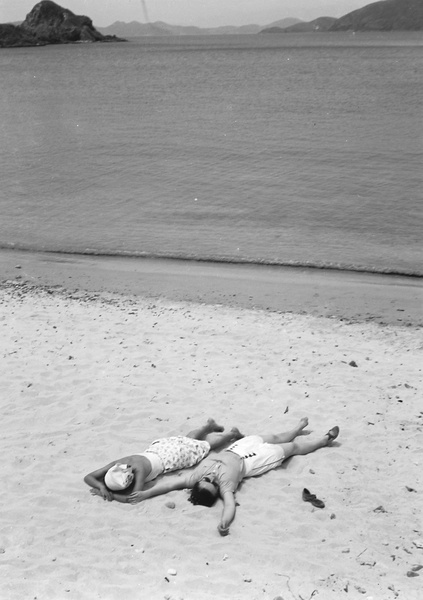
xmin=1 ymin=0 xmax=373 ymax=28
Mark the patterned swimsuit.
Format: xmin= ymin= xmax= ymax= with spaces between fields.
xmin=145 ymin=436 xmax=210 ymax=472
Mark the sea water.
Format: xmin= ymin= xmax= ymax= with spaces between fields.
xmin=1 ymin=33 xmax=422 ymax=275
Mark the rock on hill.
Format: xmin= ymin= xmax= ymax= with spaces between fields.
xmin=0 ymin=0 xmax=126 ymax=47
xmin=330 ymin=0 xmax=423 ymax=31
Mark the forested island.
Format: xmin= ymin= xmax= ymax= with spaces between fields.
xmin=0 ymin=1 xmax=125 ymax=48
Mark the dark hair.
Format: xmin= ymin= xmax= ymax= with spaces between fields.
xmin=188 ymin=482 xmax=218 ymax=507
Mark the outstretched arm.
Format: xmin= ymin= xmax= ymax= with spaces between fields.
xmin=128 ymin=472 xmax=192 ymax=504
xmin=217 ymin=491 xmax=236 ymax=536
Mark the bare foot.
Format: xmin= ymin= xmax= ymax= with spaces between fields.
xmin=207 ymin=418 xmax=224 ymax=433
xmin=230 ymin=427 xmax=244 ymax=440
xmin=294 ymin=417 xmax=310 ymax=437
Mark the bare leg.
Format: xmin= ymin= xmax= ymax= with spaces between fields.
xmin=206 ymin=427 xmax=244 ymax=451
xmin=281 ymin=426 xmax=339 ymax=460
xmin=186 ymin=418 xmax=224 ymax=440
xmin=261 ymin=417 xmax=309 ymax=444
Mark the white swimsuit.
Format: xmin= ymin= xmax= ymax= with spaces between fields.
xmin=226 ymin=435 xmax=285 ymax=478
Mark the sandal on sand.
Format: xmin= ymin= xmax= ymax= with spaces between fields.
xmin=302 ymin=488 xmax=325 ymax=509
xmin=326 ymin=426 xmax=339 ymax=442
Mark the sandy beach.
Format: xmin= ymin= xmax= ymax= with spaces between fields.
xmin=1 ymin=249 xmax=422 ymax=600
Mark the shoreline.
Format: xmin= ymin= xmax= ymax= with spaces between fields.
xmin=1 ymin=248 xmax=422 ymax=326
xmin=2 ymin=245 xmax=422 ymax=279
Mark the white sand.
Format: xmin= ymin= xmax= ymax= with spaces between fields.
xmin=1 ymin=278 xmax=422 ymax=600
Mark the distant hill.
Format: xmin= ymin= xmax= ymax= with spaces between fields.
xmin=261 ymin=17 xmax=336 ymax=33
xmin=97 ymin=21 xmax=262 ymax=37
xmin=0 ymin=0 xmax=126 ymax=47
xmin=98 ymin=17 xmax=302 ymax=37
xmin=261 ymin=0 xmax=423 ymax=34
xmin=260 ymin=18 xmax=302 ymax=29
xmin=208 ymin=24 xmax=264 ymax=34
xmin=98 ymin=20 xmax=204 ymax=37
xmin=329 ymin=0 xmax=423 ymax=31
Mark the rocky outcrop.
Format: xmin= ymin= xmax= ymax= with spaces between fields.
xmin=0 ymin=1 xmax=126 ymax=48
xmin=329 ymin=0 xmax=423 ymax=31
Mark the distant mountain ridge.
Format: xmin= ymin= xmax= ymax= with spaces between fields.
xmin=262 ymin=0 xmax=423 ymax=33
xmin=97 ymin=17 xmax=300 ymax=37
xmin=98 ymin=0 xmax=423 ymax=37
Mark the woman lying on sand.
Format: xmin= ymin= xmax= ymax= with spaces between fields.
xmin=125 ymin=419 xmax=339 ymax=536
xmin=84 ymin=418 xmax=242 ymax=501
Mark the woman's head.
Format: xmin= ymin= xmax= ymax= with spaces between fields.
xmin=188 ymin=476 xmax=219 ymax=507
xmin=104 ymin=463 xmax=134 ymax=491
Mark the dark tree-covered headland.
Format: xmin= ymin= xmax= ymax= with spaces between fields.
xmin=0 ymin=1 xmax=126 ymax=48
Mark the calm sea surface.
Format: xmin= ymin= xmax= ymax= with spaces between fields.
xmin=1 ymin=33 xmax=422 ymax=275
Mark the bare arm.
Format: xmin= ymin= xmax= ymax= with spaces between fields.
xmin=217 ymin=491 xmax=236 ymax=536
xmin=128 ymin=472 xmax=192 ymax=504
xmin=131 ymin=466 xmax=148 ymax=493
xmin=89 ymin=487 xmax=131 ymax=503
xmin=84 ymin=462 xmax=116 ymax=501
